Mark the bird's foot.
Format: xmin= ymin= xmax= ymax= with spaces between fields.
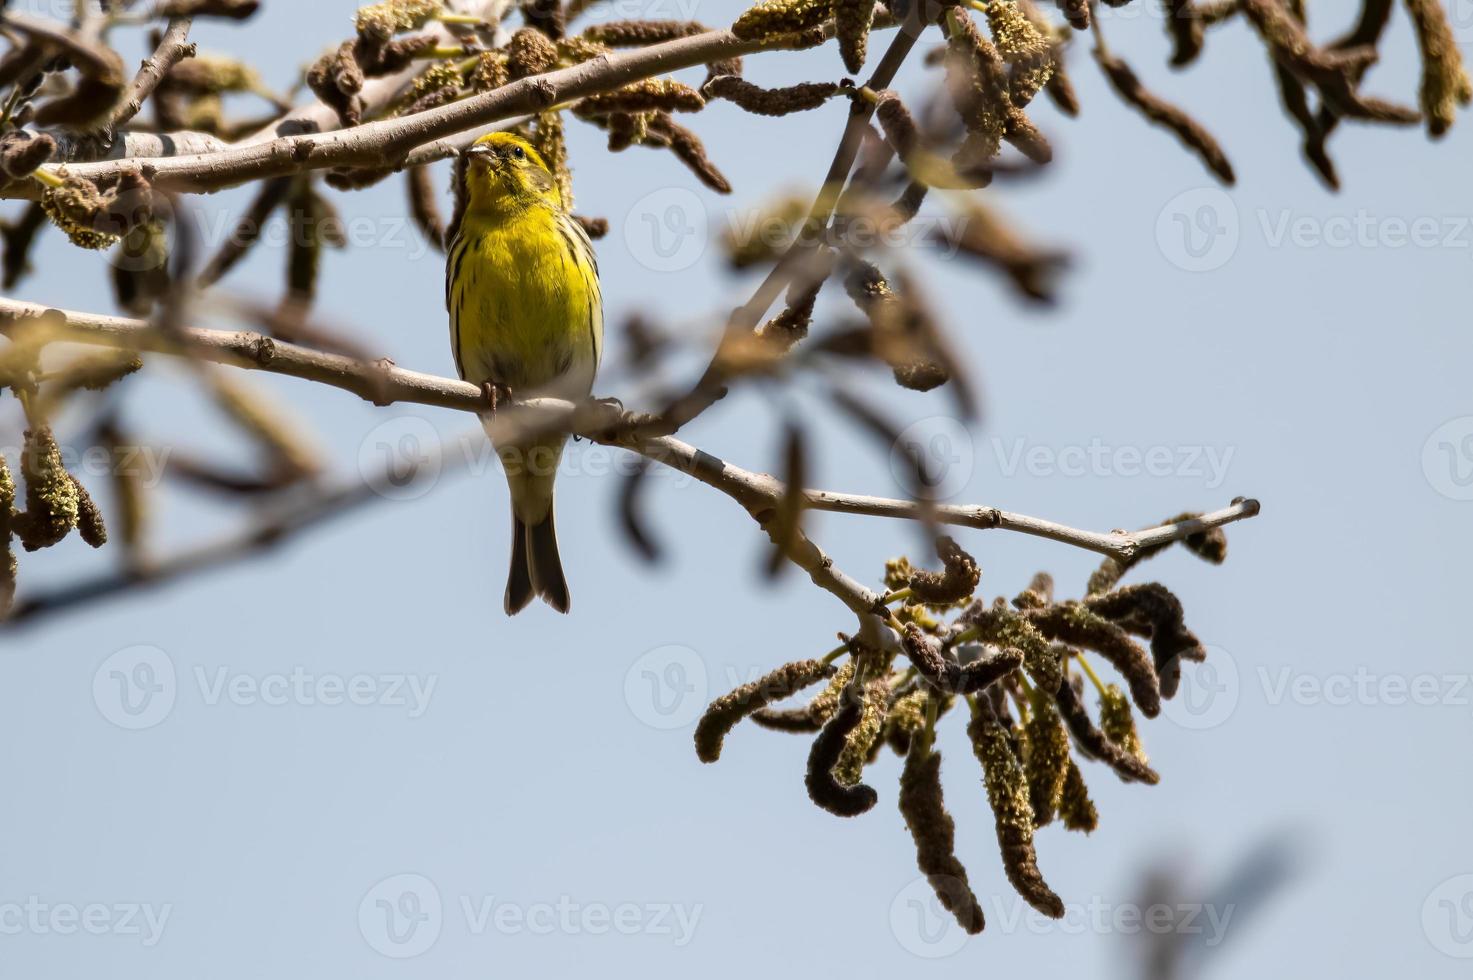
xmin=481 ymin=381 xmax=513 ymax=413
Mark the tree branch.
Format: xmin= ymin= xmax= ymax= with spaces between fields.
xmin=8 ymin=26 xmax=829 ymax=197
xmin=0 ymin=299 xmax=1262 ymax=573
xmin=111 ymin=15 xmax=195 ymax=131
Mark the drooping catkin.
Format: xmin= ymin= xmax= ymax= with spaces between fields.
xmin=1055 ymin=0 xmax=1089 ymax=29
xmin=1403 ymin=0 xmax=1472 ymax=137
xmin=984 ymin=0 xmax=1053 ymax=106
xmin=1084 ymin=582 xmax=1204 ymax=699
xmin=42 ymin=176 xmax=120 ymax=251
xmin=1098 ymin=683 xmax=1148 ymax=765
xmin=1093 ymin=49 xmax=1235 ymax=185
xmin=898 ymin=737 xmax=986 ymax=934
xmin=701 ymin=75 xmax=839 ymax=115
xmin=1022 ymin=681 xmax=1070 ymax=826
xmin=16 ymin=427 xmax=78 ymax=551
xmin=732 ymin=0 xmax=831 ymax=41
xmin=969 ymin=698 xmax=1064 ymax=918
xmin=1058 ymin=757 xmax=1098 ymax=832
xmin=694 ymin=658 xmax=835 ymax=761
xmin=1054 ymin=673 xmax=1160 ymax=784
xmin=806 ymin=674 xmax=880 ymax=816
xmin=834 ymin=676 xmax=889 ymax=785
xmin=1027 ymin=603 xmax=1161 ymax=717
xmin=835 ymin=0 xmax=879 ymax=74
xmin=806 ymin=659 xmax=855 ymax=724
xmin=645 ymin=112 xmax=731 ymax=192
xmin=944 ymin=11 xmax=1011 ymax=168
xmin=765 ymin=422 xmax=807 ymax=575
xmin=72 ymin=477 xmax=107 ymax=548
xmin=907 ymin=536 xmax=981 ymax=605
xmin=307 ymin=40 xmax=364 ymax=126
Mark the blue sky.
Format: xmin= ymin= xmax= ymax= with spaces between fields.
xmin=2 ymin=1 xmax=1472 ymax=977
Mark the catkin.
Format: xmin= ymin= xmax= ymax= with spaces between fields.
xmin=0 ymin=454 xmax=15 ymax=615
xmin=1022 ymin=682 xmax=1070 ymax=826
xmin=1027 ymin=603 xmax=1161 ymax=717
xmin=583 ymin=20 xmax=708 ymax=45
xmin=806 ymin=674 xmax=880 ymax=816
xmin=16 ymin=427 xmax=78 ymax=551
xmin=1058 ymin=757 xmax=1098 ymax=832
xmin=969 ymin=700 xmax=1065 ymax=918
xmin=835 ymin=0 xmax=878 ymax=74
xmin=694 ymin=658 xmax=835 ymax=762
xmin=898 ymin=737 xmax=986 ymax=934
xmin=1054 ymin=674 xmax=1160 ymax=784
xmin=906 ymin=536 xmax=981 ymax=605
xmin=1403 ymin=0 xmax=1472 ymax=137
xmin=701 ymin=75 xmax=839 ymax=115
xmin=1093 ymin=49 xmax=1235 ymax=185
xmin=1098 ymin=683 xmax=1148 ymax=765
xmin=834 ymin=677 xmax=889 ymax=785
xmin=962 ymin=602 xmax=1062 ymax=694
xmin=732 ymin=0 xmax=831 ymax=41
xmin=902 ymin=623 xmax=1023 ymax=696
xmin=1084 ymin=582 xmax=1204 ymax=699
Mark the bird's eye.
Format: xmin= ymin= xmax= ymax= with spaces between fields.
xmin=512 ymin=145 xmax=525 ymax=160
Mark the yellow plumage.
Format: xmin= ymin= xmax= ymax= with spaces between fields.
xmin=446 ymin=131 xmax=602 ymax=614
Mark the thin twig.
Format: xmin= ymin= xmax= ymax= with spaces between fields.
xmin=111 ymin=16 xmax=195 ymax=131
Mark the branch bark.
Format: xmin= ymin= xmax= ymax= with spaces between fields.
xmin=8 ymin=26 xmax=827 ymax=197
xmin=0 ymin=298 xmax=1262 ymax=572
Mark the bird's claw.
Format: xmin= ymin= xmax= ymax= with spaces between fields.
xmin=481 ymin=381 xmax=513 ymax=413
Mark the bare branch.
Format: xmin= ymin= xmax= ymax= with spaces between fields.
xmin=0 ymin=299 xmax=1262 ymax=572
xmin=112 ymin=16 xmax=196 ymax=131
xmin=11 ymin=26 xmax=832 ymax=197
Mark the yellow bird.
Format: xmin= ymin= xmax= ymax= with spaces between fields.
xmin=445 ymin=132 xmax=602 ymax=614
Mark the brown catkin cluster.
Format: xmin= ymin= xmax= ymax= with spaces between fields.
xmin=695 ymin=658 xmax=836 ymax=762
xmin=1055 ymin=0 xmax=1089 ymax=29
xmin=899 ymin=740 xmax=987 ymax=934
xmin=945 ymin=12 xmax=1012 ymax=170
xmin=903 ymin=622 xmax=1023 ymax=696
xmin=984 ymin=0 xmax=1053 ymax=106
xmin=1093 ymin=49 xmax=1236 ymax=185
xmin=962 ymin=602 xmax=1062 ymax=694
xmin=969 ymin=701 xmax=1064 ymax=918
xmin=1026 ymin=602 xmax=1161 ymax=717
xmin=1085 ymin=582 xmax=1205 ymax=699
xmin=577 ymin=78 xmax=705 ymax=114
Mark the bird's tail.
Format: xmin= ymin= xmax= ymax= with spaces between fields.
xmin=504 ymin=500 xmax=570 ymax=615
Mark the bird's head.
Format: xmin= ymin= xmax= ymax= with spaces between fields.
xmin=459 ymin=132 xmax=560 ymax=213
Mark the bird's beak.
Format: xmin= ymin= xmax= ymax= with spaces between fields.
xmin=463 ymin=145 xmax=495 ymax=164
